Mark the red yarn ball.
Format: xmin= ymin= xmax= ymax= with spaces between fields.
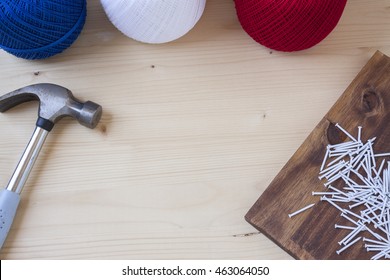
xmin=234 ymin=0 xmax=347 ymax=52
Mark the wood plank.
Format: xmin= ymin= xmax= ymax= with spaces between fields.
xmin=245 ymin=51 xmax=390 ymax=260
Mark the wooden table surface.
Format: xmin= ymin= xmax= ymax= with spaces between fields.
xmin=0 ymin=0 xmax=389 ymax=260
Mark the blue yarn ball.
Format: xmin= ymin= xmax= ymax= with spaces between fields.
xmin=0 ymin=0 xmax=86 ymax=60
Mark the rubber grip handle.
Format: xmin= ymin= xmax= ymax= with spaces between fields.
xmin=0 ymin=189 xmax=20 ymax=249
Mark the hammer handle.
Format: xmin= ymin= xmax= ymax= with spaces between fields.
xmin=6 ymin=126 xmax=49 ymax=194
xmin=0 ymin=126 xmax=47 ymax=249
xmin=0 ymin=189 xmax=20 ymax=249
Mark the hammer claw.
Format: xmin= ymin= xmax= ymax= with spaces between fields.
xmin=0 ymin=91 xmax=38 ymax=113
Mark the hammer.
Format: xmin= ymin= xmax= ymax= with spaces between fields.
xmin=0 ymin=83 xmax=102 ymax=249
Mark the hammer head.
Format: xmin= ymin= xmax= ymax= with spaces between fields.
xmin=0 ymin=84 xmax=102 ymax=130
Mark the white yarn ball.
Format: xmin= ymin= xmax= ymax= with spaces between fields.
xmin=100 ymin=0 xmax=206 ymax=44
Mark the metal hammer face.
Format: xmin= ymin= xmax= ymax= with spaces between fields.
xmin=0 ymin=83 xmax=102 ymax=131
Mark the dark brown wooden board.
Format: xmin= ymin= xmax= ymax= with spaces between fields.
xmin=245 ymin=51 xmax=390 ymax=260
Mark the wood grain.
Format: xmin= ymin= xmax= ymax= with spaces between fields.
xmin=246 ymin=51 xmax=390 ymax=260
xmin=0 ymin=0 xmax=389 ymax=259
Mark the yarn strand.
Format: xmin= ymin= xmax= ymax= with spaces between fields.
xmin=100 ymin=0 xmax=206 ymax=44
xmin=0 ymin=0 xmax=87 ymax=59
xmin=234 ymin=0 xmax=348 ymax=52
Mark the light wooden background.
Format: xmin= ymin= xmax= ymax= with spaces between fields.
xmin=0 ymin=0 xmax=389 ymax=259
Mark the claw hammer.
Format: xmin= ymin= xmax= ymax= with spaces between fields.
xmin=0 ymin=84 xmax=102 ymax=249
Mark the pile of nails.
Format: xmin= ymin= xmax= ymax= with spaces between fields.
xmin=290 ymin=124 xmax=390 ymax=260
